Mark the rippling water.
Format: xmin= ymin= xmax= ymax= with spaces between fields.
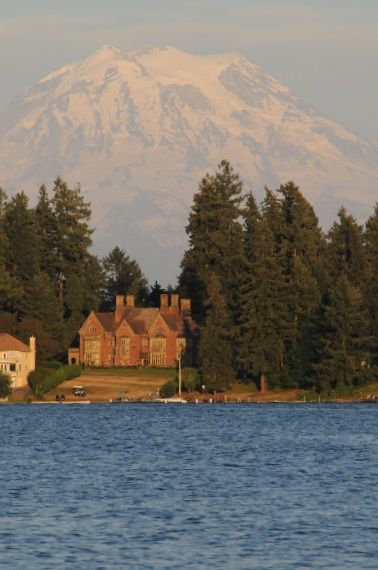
xmin=0 ymin=404 xmax=377 ymax=569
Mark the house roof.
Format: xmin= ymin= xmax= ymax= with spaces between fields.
xmin=90 ymin=306 xmax=197 ymax=336
xmin=95 ymin=312 xmax=115 ymax=332
xmin=0 ymin=333 xmax=30 ymax=352
xmin=121 ymin=308 xmax=160 ymax=334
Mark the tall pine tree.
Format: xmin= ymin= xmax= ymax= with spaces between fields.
xmin=179 ymin=160 xmax=245 ymax=318
xmin=101 ymin=246 xmax=148 ymax=310
xmin=198 ymin=273 xmax=235 ymax=392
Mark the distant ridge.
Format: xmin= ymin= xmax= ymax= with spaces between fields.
xmin=0 ymin=45 xmax=377 ymax=282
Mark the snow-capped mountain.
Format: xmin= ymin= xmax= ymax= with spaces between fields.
xmin=0 ymin=45 xmax=377 ymax=283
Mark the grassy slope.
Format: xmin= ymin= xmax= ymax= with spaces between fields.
xmin=7 ymin=367 xmax=378 ymax=403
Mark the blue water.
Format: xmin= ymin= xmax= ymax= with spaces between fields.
xmin=0 ymin=404 xmax=377 ymax=569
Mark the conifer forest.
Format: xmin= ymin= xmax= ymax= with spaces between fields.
xmin=1 ymin=162 xmax=377 ymax=394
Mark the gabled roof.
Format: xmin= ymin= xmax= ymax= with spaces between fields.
xmin=95 ymin=312 xmax=115 ymax=332
xmin=0 ymin=333 xmax=30 ymax=352
xmin=85 ymin=306 xmax=197 ymax=336
xmin=117 ymin=308 xmax=159 ymax=334
xmin=161 ymin=313 xmax=182 ymax=332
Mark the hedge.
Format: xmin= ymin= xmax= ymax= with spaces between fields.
xmin=160 ymin=379 xmax=178 ymax=398
xmin=28 ymin=364 xmax=82 ymax=395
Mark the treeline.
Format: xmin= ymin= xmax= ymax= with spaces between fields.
xmin=0 ymin=178 xmax=154 ymax=361
xmin=179 ymin=160 xmax=378 ymax=394
xmin=1 ymin=164 xmax=377 ymax=395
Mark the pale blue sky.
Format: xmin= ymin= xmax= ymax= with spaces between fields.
xmin=1 ymin=0 xmax=377 ymax=138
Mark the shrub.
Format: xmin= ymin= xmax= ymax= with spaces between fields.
xmin=0 ymin=373 xmax=12 ymax=398
xmin=28 ymin=365 xmax=82 ymax=395
xmin=38 ymin=360 xmax=62 ymax=370
xmin=180 ymin=368 xmax=200 ymax=392
xmin=28 ymin=367 xmax=52 ymax=390
xmin=160 ymin=379 xmax=178 ymax=398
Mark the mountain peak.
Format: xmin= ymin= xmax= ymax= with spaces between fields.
xmin=0 ymin=46 xmax=377 ymax=283
xmin=87 ymin=44 xmax=125 ymax=63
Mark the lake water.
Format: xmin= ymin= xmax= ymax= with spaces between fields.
xmin=0 ymin=403 xmax=377 ymax=569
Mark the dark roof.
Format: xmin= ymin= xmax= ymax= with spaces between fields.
xmin=90 ymin=307 xmax=196 ymax=336
xmin=161 ymin=313 xmax=182 ymax=332
xmin=0 ymin=333 xmax=30 ymax=352
xmin=95 ymin=313 xmax=115 ymax=332
xmin=119 ymin=308 xmax=159 ymax=334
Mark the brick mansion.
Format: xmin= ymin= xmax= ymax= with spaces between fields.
xmin=70 ymin=294 xmax=197 ymax=368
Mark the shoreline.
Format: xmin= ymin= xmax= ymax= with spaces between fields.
xmin=2 ymin=398 xmax=377 ymax=405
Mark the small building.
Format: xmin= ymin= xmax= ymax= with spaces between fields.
xmin=74 ymin=294 xmax=197 ymax=368
xmin=0 ymin=334 xmax=36 ymax=389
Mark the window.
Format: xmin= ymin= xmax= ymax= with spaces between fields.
xmin=10 ymin=364 xmax=16 ymax=372
xmin=151 ymin=338 xmax=166 ymax=352
xmin=150 ymin=353 xmax=166 ymax=366
xmin=84 ymin=339 xmax=100 ymax=351
xmin=84 ymin=353 xmax=99 ymax=366
xmin=84 ymin=337 xmax=101 ymax=366
xmin=120 ymin=337 xmax=130 ymax=358
xmin=150 ymin=337 xmax=166 ymax=366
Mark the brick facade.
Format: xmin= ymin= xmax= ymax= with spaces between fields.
xmin=76 ymin=294 xmax=197 ymax=368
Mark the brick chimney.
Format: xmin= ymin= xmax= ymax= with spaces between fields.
xmin=126 ymin=294 xmax=135 ymax=307
xmin=181 ymin=298 xmax=191 ymax=314
xmin=160 ymin=293 xmax=168 ymax=309
xmin=116 ymin=294 xmax=124 ymax=308
xmin=29 ymin=336 xmax=36 ymax=372
xmin=115 ymin=294 xmax=125 ymax=322
xmin=170 ymin=294 xmax=179 ymax=312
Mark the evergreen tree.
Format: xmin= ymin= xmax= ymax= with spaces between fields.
xmin=179 ymin=160 xmax=245 ymax=318
xmin=365 ymin=204 xmax=378 ymax=365
xmin=35 ymin=184 xmax=58 ymax=279
xmin=326 ymin=207 xmax=365 ymax=287
xmin=101 ymin=246 xmax=148 ymax=310
xmin=242 ymin=191 xmax=261 ymax=264
xmin=198 ymin=274 xmax=234 ymax=392
xmin=315 ymin=207 xmax=371 ymax=391
xmin=0 ymin=189 xmax=20 ymax=309
xmin=146 ymin=281 xmax=164 ymax=307
xmin=18 ymin=272 xmax=63 ymax=360
xmin=3 ymin=192 xmax=40 ymax=284
xmin=51 ymin=178 xmax=102 ymax=342
xmin=239 ymin=216 xmax=285 ymax=390
xmin=261 ymin=188 xmax=282 ymax=249
xmin=52 ymin=177 xmax=93 ymax=273
xmin=260 ymin=183 xmax=323 ymax=387
xmin=81 ymin=254 xmax=104 ymax=314
xmin=314 ymin=275 xmax=373 ymax=392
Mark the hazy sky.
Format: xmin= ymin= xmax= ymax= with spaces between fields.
xmin=1 ymin=0 xmax=377 ymax=139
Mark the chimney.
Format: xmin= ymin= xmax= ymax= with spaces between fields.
xmin=115 ymin=295 xmax=124 ymax=308
xmin=126 ymin=294 xmax=135 ymax=307
xmin=181 ymin=298 xmax=191 ymax=314
xmin=160 ymin=294 xmax=168 ymax=310
xmin=29 ymin=336 xmax=36 ymax=372
xmin=171 ymin=294 xmax=179 ymax=311
xmin=115 ymin=294 xmax=125 ymax=322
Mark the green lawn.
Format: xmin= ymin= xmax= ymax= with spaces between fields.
xmin=82 ymin=367 xmax=177 ymax=379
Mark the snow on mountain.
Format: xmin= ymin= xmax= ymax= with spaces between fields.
xmin=0 ymin=45 xmax=377 ymax=283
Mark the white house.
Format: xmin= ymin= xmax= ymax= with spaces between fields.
xmin=0 ymin=334 xmax=36 ymax=389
